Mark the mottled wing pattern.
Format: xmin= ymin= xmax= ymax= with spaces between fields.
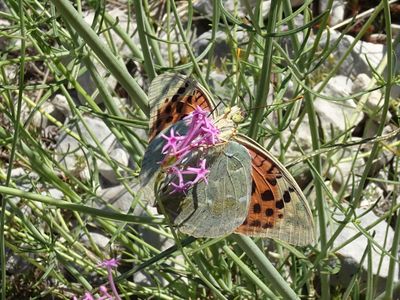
xmin=148 ymin=73 xmax=215 ymax=141
xmin=233 ymin=134 xmax=314 ymax=246
xmin=159 ymin=141 xmax=252 ymax=238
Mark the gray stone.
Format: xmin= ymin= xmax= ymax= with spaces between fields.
xmin=330 ymin=208 xmax=399 ymax=294
xmin=193 ymin=0 xmax=270 ymax=18
xmin=193 ymin=31 xmax=248 ymax=67
xmin=75 ymin=7 xmax=138 ymax=104
xmin=320 ymin=30 xmax=385 ymax=77
xmin=97 ymin=182 xmax=138 ymax=213
xmin=30 ymin=102 xmax=55 ymax=130
xmin=48 ymin=188 xmax=64 ymax=200
xmin=363 ymin=125 xmax=395 ymax=178
xmin=314 ymin=75 xmax=362 ymax=139
xmin=51 ymin=94 xmax=71 ymax=120
xmin=327 ymin=145 xmax=364 ymax=193
xmin=132 ymin=205 xmax=184 ymax=286
xmin=319 ymin=0 xmax=346 ymax=26
xmin=56 ymin=117 xmax=116 ymax=180
xmin=98 ymin=148 xmax=129 ymax=184
xmin=352 ymin=73 xmax=391 ymax=123
xmin=0 ymin=2 xmax=10 ymax=49
xmin=81 ymin=232 xmax=111 ymax=249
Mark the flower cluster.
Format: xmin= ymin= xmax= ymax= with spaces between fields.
xmin=161 ymin=106 xmax=220 ymax=194
xmin=73 ymin=259 xmax=121 ymax=300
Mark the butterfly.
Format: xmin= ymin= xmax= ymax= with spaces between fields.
xmin=139 ymin=73 xmax=315 ymax=246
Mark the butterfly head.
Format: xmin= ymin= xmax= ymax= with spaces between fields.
xmin=214 ymin=105 xmax=245 ymax=140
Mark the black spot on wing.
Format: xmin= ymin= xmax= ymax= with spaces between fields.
xmin=275 ymin=199 xmax=284 ymax=210
xmin=267 ymin=177 xmax=277 ymax=186
xmin=265 ymin=208 xmax=274 ymax=216
xmin=253 ymin=204 xmax=261 ymax=213
xmin=171 ymin=94 xmax=180 ymax=102
xmin=283 ymin=190 xmax=291 ymax=203
xmin=261 ymin=189 xmax=274 ymax=201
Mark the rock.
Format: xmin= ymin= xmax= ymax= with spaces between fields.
xmin=30 ymin=102 xmax=55 ymax=129
xmin=158 ymin=29 xmax=189 ymax=66
xmin=352 ymin=73 xmax=392 ymax=123
xmin=48 ymin=188 xmax=64 ymax=200
xmin=359 ymin=180 xmax=389 ymax=218
xmin=330 ymin=208 xmax=399 ymax=294
xmin=366 ymin=33 xmax=387 ymax=44
xmin=319 ymin=0 xmax=346 ymax=26
xmin=291 ymin=0 xmax=304 ymax=6
xmin=51 ymin=94 xmax=72 ymax=121
xmin=43 ymin=125 xmax=61 ymax=150
xmin=10 ymin=167 xmax=27 ymax=178
xmin=275 ymin=113 xmax=313 ymax=158
xmin=320 ymin=30 xmax=385 ymax=77
xmin=6 ymin=249 xmax=33 ymax=275
xmin=193 ymin=31 xmax=247 ymax=67
xmin=314 ymin=75 xmax=362 ymax=140
xmin=81 ymin=232 xmax=111 ymax=249
xmin=132 ymin=205 xmax=183 ymax=286
xmin=98 ymin=148 xmax=129 ymax=185
xmin=56 ymin=117 xmax=116 ymax=180
xmin=0 ymin=2 xmax=10 ymax=49
xmin=363 ymin=125 xmax=395 ymax=178
xmin=193 ymin=0 xmax=270 ymax=18
xmin=328 ymin=145 xmax=364 ymax=193
xmin=97 ymin=181 xmax=139 ymax=213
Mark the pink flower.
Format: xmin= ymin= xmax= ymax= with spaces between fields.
xmin=169 ymin=167 xmax=190 ymax=194
xmin=98 ymin=285 xmax=113 ymax=300
xmin=182 ymin=159 xmax=210 ymax=185
xmin=100 ymin=259 xmax=121 ymax=300
xmin=82 ymin=293 xmax=94 ymax=300
xmin=161 ymin=128 xmax=185 ymax=155
xmin=160 ymin=108 xmax=220 ymax=194
xmin=99 ymin=258 xmax=119 ymax=268
xmin=73 ymin=258 xmax=121 ymax=300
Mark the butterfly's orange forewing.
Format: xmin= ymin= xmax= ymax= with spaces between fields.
xmin=148 ymin=74 xmax=214 ymax=141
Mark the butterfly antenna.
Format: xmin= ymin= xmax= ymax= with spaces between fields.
xmin=209 ymin=97 xmax=224 ymax=117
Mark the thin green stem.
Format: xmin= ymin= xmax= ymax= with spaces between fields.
xmin=222 ymin=245 xmax=276 ymax=298
xmin=248 ymin=0 xmax=279 ymax=140
xmin=381 ymin=3 xmax=396 ymax=298
xmin=51 ymin=0 xmax=149 ymax=115
xmin=133 ymin=0 xmax=156 ymax=80
xmin=233 ymin=235 xmax=299 ymax=300
xmin=0 ymin=1 xmax=26 ymax=298
xmin=170 ymin=0 xmax=208 ymax=88
xmin=0 ymin=186 xmax=163 ymax=224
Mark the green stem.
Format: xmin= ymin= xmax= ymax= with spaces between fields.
xmin=0 ymin=186 xmax=163 ymax=224
xmin=222 ymin=245 xmax=276 ymax=298
xmin=133 ymin=0 xmax=156 ymax=80
xmin=0 ymin=1 xmax=26 ymax=298
xmin=248 ymin=0 xmax=279 ymax=140
xmin=381 ymin=3 xmax=396 ymax=299
xmin=51 ymin=0 xmax=149 ymax=115
xmin=233 ymin=235 xmax=299 ymax=300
